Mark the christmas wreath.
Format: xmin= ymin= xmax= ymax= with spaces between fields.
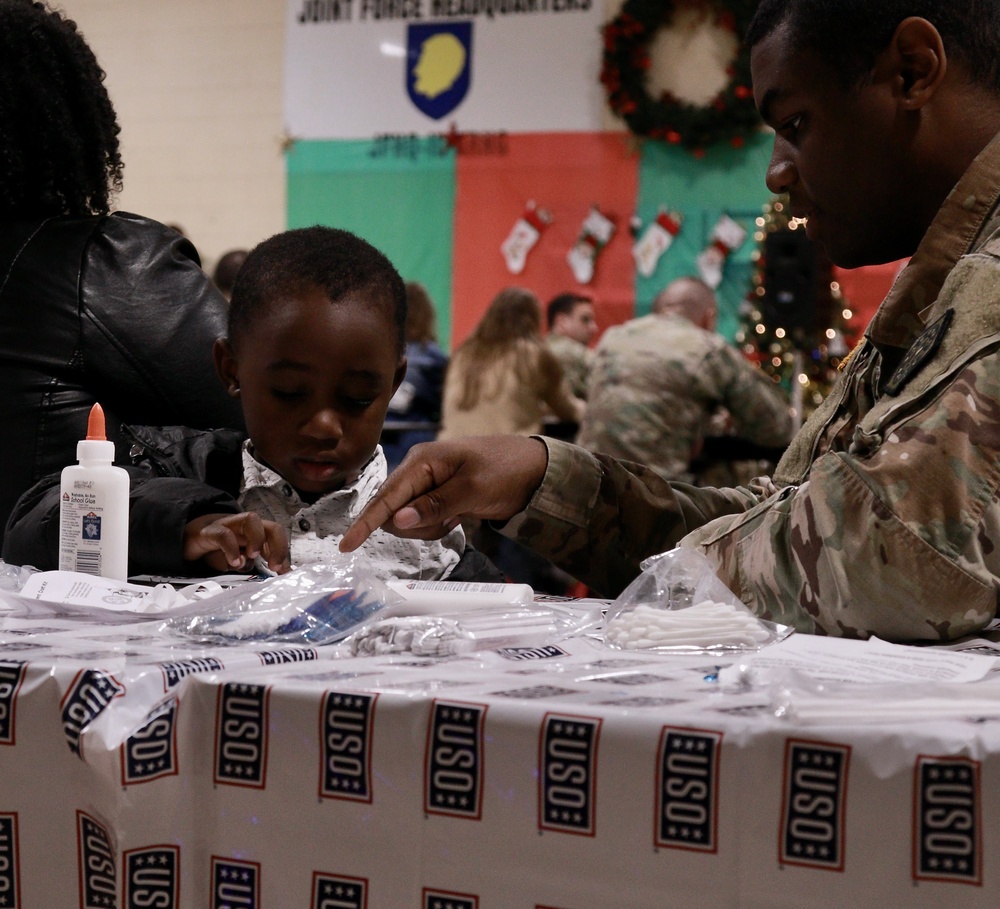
xmin=601 ymin=0 xmax=761 ymax=153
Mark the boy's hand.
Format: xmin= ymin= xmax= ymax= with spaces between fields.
xmin=183 ymin=512 xmax=291 ymax=575
xmin=339 ymin=436 xmax=548 ymax=551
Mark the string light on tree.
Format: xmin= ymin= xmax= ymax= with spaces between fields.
xmin=734 ymin=196 xmax=855 ymax=421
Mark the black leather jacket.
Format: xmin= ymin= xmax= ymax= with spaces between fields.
xmin=0 ymin=212 xmax=244 ymax=544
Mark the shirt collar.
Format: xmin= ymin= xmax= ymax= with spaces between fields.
xmin=240 ymin=441 xmax=386 ymax=511
xmin=867 ymin=129 xmax=1000 ymax=349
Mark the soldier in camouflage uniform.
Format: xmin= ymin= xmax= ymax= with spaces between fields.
xmin=577 ymin=277 xmax=792 ymax=482
xmin=544 ymin=293 xmax=597 ymax=400
xmin=343 ymin=1 xmax=1000 ymax=644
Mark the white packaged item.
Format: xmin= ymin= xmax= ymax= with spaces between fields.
xmin=383 ymin=579 xmax=534 ymax=615
xmin=59 ymin=403 xmax=130 ymax=581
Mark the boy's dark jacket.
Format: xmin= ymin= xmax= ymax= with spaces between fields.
xmin=2 ymin=425 xmax=503 ymax=582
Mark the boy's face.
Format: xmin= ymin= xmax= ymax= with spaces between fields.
xmin=216 ymin=286 xmax=405 ymax=500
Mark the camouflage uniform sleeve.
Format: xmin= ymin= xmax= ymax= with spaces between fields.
xmin=707 ymin=343 xmax=794 ymax=447
xmin=682 ymin=347 xmax=1000 ymax=643
xmin=502 ymin=437 xmax=759 ymax=596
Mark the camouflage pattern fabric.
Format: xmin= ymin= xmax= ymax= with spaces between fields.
xmin=545 ymin=332 xmax=594 ymax=400
xmin=506 ymin=132 xmax=1000 ymax=643
xmin=577 ymin=313 xmax=791 ymax=481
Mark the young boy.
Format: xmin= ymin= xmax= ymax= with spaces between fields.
xmin=2 ymin=227 xmax=500 ymax=583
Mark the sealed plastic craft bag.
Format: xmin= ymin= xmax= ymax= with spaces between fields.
xmin=602 ymin=547 xmax=792 ymax=654
xmin=163 ymin=556 xmax=401 ymax=645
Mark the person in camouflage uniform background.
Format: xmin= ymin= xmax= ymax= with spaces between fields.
xmin=343 ymin=0 xmax=1000 ymax=644
xmin=544 ymin=292 xmax=597 ymax=401
xmin=577 ymin=276 xmax=792 ymax=483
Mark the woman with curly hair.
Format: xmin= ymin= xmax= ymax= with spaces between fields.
xmin=0 ymin=1 xmax=243 ymax=545
xmin=438 ymin=286 xmax=584 ymax=439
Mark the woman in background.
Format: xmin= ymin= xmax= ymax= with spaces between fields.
xmin=0 ymin=1 xmax=243 ymax=544
xmin=382 ymin=282 xmax=449 ymax=471
xmin=438 ymin=286 xmax=584 ymax=593
xmin=438 ymin=286 xmax=584 ymax=440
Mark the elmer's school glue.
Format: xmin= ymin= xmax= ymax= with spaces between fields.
xmin=58 ymin=403 xmax=129 ymax=580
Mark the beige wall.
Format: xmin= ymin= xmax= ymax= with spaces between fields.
xmin=58 ymin=0 xmax=287 ymax=274
xmin=56 ymin=0 xmax=727 ymax=273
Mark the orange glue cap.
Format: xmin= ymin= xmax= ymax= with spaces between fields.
xmin=86 ymin=403 xmax=107 ymax=441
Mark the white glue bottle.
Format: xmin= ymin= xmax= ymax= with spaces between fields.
xmin=59 ymin=403 xmax=130 ymax=581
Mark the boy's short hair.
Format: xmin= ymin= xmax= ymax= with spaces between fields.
xmin=228 ymin=226 xmax=407 ymax=354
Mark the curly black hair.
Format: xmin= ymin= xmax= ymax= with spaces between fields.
xmin=228 ymin=226 xmax=407 ymax=356
xmin=0 ymin=0 xmax=124 ymax=218
xmin=746 ymin=0 xmax=1000 ymax=92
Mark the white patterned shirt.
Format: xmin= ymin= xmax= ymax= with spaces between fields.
xmin=238 ymin=443 xmax=463 ymax=580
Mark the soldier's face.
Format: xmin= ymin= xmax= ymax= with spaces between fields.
xmin=751 ymin=24 xmax=922 ymax=268
xmin=558 ymin=302 xmax=598 ymax=345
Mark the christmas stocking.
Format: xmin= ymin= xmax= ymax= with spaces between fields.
xmin=567 ymin=206 xmax=615 ymax=284
xmin=632 ymin=209 xmax=682 ymax=278
xmin=501 ymin=202 xmax=552 ymax=274
xmin=697 ymin=213 xmax=747 ymax=289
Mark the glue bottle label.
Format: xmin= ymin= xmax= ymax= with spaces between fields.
xmin=60 ymin=483 xmax=110 ymax=576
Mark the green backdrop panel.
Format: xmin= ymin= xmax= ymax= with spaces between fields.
xmin=286 ymin=138 xmax=457 ymax=349
xmin=635 ymin=130 xmax=776 ymax=341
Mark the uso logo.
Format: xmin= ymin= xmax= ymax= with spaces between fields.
xmin=424 ymin=701 xmax=486 ymax=819
xmin=0 ymin=813 xmax=20 ymax=909
xmin=122 ymin=698 xmax=178 ymax=785
xmin=211 ymin=857 xmax=258 ymax=909
xmin=655 ymin=726 xmax=722 ymax=852
xmin=214 ymin=683 xmax=269 ymax=788
xmin=310 ymin=871 xmax=367 ymax=909
xmin=422 ymin=888 xmax=477 ymax=909
xmin=0 ymin=661 xmax=26 ymax=745
xmin=913 ymin=755 xmax=981 ymax=885
xmin=77 ymin=811 xmax=117 ymax=909
xmin=319 ymin=692 xmax=376 ymax=802
xmin=123 ymin=845 xmax=178 ymax=909
xmin=160 ymin=657 xmax=223 ymax=691
xmin=538 ymin=713 xmax=602 ymax=836
xmin=62 ymin=670 xmax=125 ymax=757
xmin=779 ymin=739 xmax=851 ymax=871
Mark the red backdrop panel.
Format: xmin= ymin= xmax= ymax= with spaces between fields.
xmin=451 ymin=132 xmax=641 ymax=349
xmin=833 ymin=260 xmax=909 ymax=343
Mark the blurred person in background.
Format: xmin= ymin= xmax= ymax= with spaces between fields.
xmin=544 ymin=291 xmax=597 ymax=401
xmin=212 ymin=249 xmax=248 ymax=302
xmin=438 ymin=286 xmax=584 ymax=592
xmin=0 ymin=0 xmax=243 ymax=544
xmin=382 ymin=281 xmax=449 ymax=471
xmin=578 ymin=276 xmax=792 ymax=483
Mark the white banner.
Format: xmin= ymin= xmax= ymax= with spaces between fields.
xmin=284 ymin=0 xmax=607 ymax=138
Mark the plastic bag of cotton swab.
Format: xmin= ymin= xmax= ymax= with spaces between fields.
xmin=602 ymin=547 xmax=792 ymax=654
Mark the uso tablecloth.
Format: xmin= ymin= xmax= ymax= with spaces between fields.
xmin=0 ymin=611 xmax=997 ymax=909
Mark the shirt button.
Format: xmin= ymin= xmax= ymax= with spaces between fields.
xmin=298 ymin=518 xmax=311 ymax=532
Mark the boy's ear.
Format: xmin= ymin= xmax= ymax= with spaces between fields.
xmin=392 ymin=356 xmax=408 ymax=394
xmin=213 ymin=338 xmax=241 ymax=398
